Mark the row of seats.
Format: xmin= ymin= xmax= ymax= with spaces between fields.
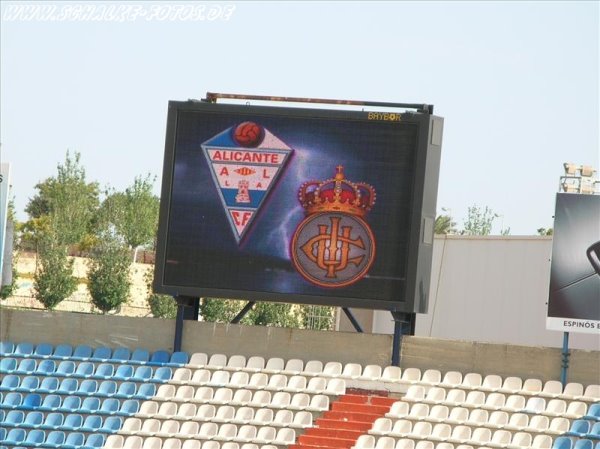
xmin=105 ymin=435 xmax=278 ymax=449
xmin=554 ymin=437 xmax=600 ymax=449
xmin=0 ymin=393 xmax=139 ymax=415
xmin=354 ymin=433 xmax=556 ymax=449
xmin=0 ymin=376 xmax=159 ymax=398
xmin=564 ymin=420 xmax=600 ymax=438
xmin=146 ymin=385 xmax=330 ymax=410
xmin=1 ymin=409 xmax=123 ymax=432
xmin=384 ymin=404 xmax=571 ymax=434
xmin=1 ymin=360 xmax=174 ymax=382
xmin=0 ymin=427 xmax=104 ymax=448
xmin=402 ymin=385 xmax=590 ymax=417
xmin=366 ymin=425 xmax=555 ymax=449
xmin=170 ymin=368 xmax=346 ymax=395
xmin=0 ymin=341 xmax=189 ymax=366
xmin=124 ymin=405 xmax=313 ymax=428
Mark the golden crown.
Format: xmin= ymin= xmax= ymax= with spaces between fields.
xmin=298 ymin=165 xmax=376 ymax=217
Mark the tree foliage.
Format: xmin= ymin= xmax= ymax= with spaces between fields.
xmin=33 ymin=232 xmax=77 ymax=310
xmin=537 ymin=227 xmax=553 ymax=236
xmin=200 ymin=298 xmax=302 ymax=328
xmin=435 ymin=208 xmax=457 ymax=235
xmin=461 ymin=205 xmax=499 ymax=236
xmin=87 ymin=231 xmax=131 ymax=313
xmin=99 ymin=175 xmax=159 ymax=261
xmin=143 ymin=269 xmax=177 ymax=319
xmin=25 ymin=151 xmax=99 ymax=248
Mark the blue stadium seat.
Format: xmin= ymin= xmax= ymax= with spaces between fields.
xmin=584 ymin=403 xmax=600 ymax=420
xmin=38 ymin=394 xmax=61 ymax=412
xmin=41 ymin=412 xmax=64 ymax=430
xmin=149 ymin=349 xmax=170 ymax=365
xmin=43 ymin=430 xmax=66 ymax=448
xmin=97 ymin=397 xmax=120 ymax=414
xmin=52 ymin=344 xmax=73 ymax=360
xmin=33 ymin=342 xmax=54 ymax=358
xmin=62 ymin=431 xmax=85 ymax=449
xmin=114 ymin=381 xmax=136 ymax=399
xmin=132 ymin=365 xmax=153 ymax=381
xmin=1 ymin=392 xmax=22 ymax=408
xmin=77 ymin=379 xmax=98 ymax=396
xmin=98 ymin=415 xmax=123 ymax=432
xmin=0 ymin=409 xmax=4 ymax=422
xmin=83 ymin=433 xmax=106 ymax=448
xmin=57 ymin=378 xmax=79 ymax=395
xmin=98 ymin=380 xmax=117 ymax=397
xmin=35 ymin=359 xmax=56 ymax=375
xmin=17 ymin=375 xmax=40 ymax=392
xmin=134 ymin=383 xmax=156 ymax=399
xmin=0 ymin=374 xmax=19 ymax=391
xmin=0 ymin=357 xmax=16 ymax=373
xmin=80 ymin=415 xmax=103 ymax=432
xmin=574 ymin=440 xmax=594 ymax=449
xmin=3 ymin=428 xmax=26 ymax=445
xmin=0 ymin=427 xmax=6 ymax=442
xmin=0 ymin=340 xmax=15 ymax=356
xmin=56 ymin=360 xmax=76 ymax=377
xmin=80 ymin=396 xmax=101 ymax=414
xmin=151 ymin=366 xmax=172 ymax=382
xmin=73 ymin=361 xmax=95 ymax=378
xmin=15 ymin=358 xmax=37 ymax=374
xmin=587 ymin=422 xmax=600 ymax=439
xmin=130 ymin=348 xmax=150 ymax=364
xmin=113 ymin=364 xmax=134 ymax=381
xmin=111 ymin=347 xmax=131 ymax=362
xmin=94 ymin=363 xmax=115 ymax=379
xmin=62 ymin=413 xmax=83 ymax=431
xmin=38 ymin=377 xmax=60 ymax=394
xmin=14 ymin=342 xmax=34 ymax=357
xmin=71 ymin=344 xmax=93 ymax=360
xmin=4 ymin=409 xmax=25 ymax=426
xmin=23 ymin=428 xmax=45 ymax=446
xmin=90 ymin=346 xmax=112 ymax=362
xmin=568 ymin=420 xmax=592 ymax=437
xmin=118 ymin=399 xmax=140 ymax=415
xmin=21 ymin=393 xmax=41 ymax=410
xmin=22 ymin=410 xmax=44 ymax=428
xmin=58 ymin=395 xmax=81 ymax=413
xmin=552 ymin=436 xmax=573 ymax=449
xmin=170 ymin=351 xmax=190 ymax=366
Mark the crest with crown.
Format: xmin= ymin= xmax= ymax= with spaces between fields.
xmin=298 ymin=165 xmax=376 ymax=217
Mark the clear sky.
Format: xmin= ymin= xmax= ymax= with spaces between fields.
xmin=1 ymin=1 xmax=598 ymax=234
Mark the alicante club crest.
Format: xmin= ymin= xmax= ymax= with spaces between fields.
xmin=202 ymin=122 xmax=294 ymax=243
xmin=291 ymin=166 xmax=376 ymax=288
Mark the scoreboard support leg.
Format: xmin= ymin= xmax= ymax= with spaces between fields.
xmin=173 ymin=296 xmax=199 ymax=352
xmin=391 ymin=311 xmax=416 ymax=366
xmin=560 ymin=331 xmax=570 ymax=386
xmin=342 ymin=308 xmax=363 ymax=333
xmin=231 ymin=301 xmax=256 ymax=324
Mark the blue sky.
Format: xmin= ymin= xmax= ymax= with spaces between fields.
xmin=1 ymin=1 xmax=598 ymax=234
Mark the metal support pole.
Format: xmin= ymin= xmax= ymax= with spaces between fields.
xmin=390 ymin=311 xmax=416 ymax=366
xmin=342 ymin=308 xmax=363 ymax=333
xmin=173 ymin=296 xmax=199 ymax=352
xmin=560 ymin=331 xmax=570 ymax=386
xmin=174 ymin=301 xmax=185 ymax=353
xmin=231 ymin=301 xmax=256 ymax=324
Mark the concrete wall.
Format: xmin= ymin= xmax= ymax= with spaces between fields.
xmin=1 ymin=308 xmax=598 ymax=385
xmin=371 ymin=235 xmax=599 ymax=351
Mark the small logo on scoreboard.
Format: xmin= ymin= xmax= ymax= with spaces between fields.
xmin=202 ymin=122 xmax=294 ymax=243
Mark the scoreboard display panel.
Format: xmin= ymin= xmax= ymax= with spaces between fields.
xmin=154 ymin=100 xmax=443 ymax=312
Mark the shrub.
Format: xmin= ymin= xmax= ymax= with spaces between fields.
xmin=34 ymin=236 xmax=77 ymax=310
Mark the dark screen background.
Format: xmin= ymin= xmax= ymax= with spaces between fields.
xmin=163 ymin=109 xmax=419 ymax=302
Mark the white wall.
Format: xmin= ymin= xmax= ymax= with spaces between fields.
xmin=372 ymin=235 xmax=600 ymax=350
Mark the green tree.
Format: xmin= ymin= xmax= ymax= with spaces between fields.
xmin=461 ymin=205 xmax=499 ymax=236
xmin=300 ymin=305 xmax=335 ymax=330
xmin=200 ymin=298 xmax=302 ymax=328
xmin=537 ymin=227 xmax=553 ymax=236
xmin=435 ymin=208 xmax=457 ymax=235
xmin=143 ymin=269 xmax=177 ymax=319
xmin=25 ymin=151 xmax=99 ymax=248
xmin=33 ymin=231 xmax=77 ymax=310
xmin=99 ymin=175 xmax=159 ymax=262
xmin=87 ymin=230 xmax=131 ymax=313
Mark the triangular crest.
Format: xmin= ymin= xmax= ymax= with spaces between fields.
xmin=202 ymin=122 xmax=293 ymax=243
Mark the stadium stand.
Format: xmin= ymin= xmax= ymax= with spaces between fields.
xmin=1 ymin=340 xmax=599 ymax=449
